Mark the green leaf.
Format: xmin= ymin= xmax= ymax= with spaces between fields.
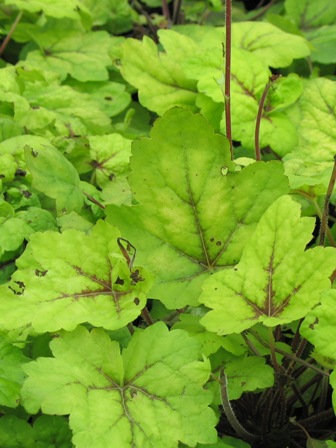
xmin=283 ymin=78 xmax=336 ymax=191
xmin=32 ymin=415 xmax=73 ymax=448
xmin=81 ymin=0 xmax=134 ymax=34
xmin=24 ymin=144 xmax=85 ymax=214
xmin=0 ymin=336 xmax=29 ymax=407
xmin=231 ymin=21 xmax=310 ymax=67
xmin=0 ymin=216 xmax=33 ymax=256
xmin=285 ymin=0 xmax=336 ymax=28
xmin=120 ymin=33 xmax=198 ymax=115
xmin=88 ymin=134 xmax=132 ymax=189
xmin=200 ymin=195 xmax=336 ymax=335
xmin=225 ymin=357 xmax=274 ymax=400
xmin=284 ymin=0 xmax=336 ymax=64
xmin=0 ymin=221 xmax=152 ymax=332
xmin=0 ymin=415 xmax=34 ymax=448
xmin=300 ymin=290 xmax=336 ymax=360
xmin=4 ymin=0 xmax=89 ymax=21
xmin=182 ymin=40 xmax=300 ymax=154
xmin=172 ymin=314 xmax=247 ymax=357
xmin=0 ymin=414 xmax=72 ymax=448
xmin=66 ymin=79 xmax=131 ymax=117
xmin=21 ymin=323 xmax=217 ymax=447
xmin=107 ymin=108 xmax=288 ymax=308
xmin=24 ymin=31 xmax=112 ymax=82
xmin=11 ymin=68 xmax=111 ymax=135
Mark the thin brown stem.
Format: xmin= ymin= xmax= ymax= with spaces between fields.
xmin=162 ymin=0 xmax=171 ymax=24
xmin=83 ymin=191 xmax=105 ymax=210
xmin=224 ymin=0 xmax=233 ymax=160
xmin=255 ymin=74 xmax=280 ymax=161
xmin=319 ymin=155 xmax=336 ymax=246
xmin=0 ymin=10 xmax=23 ymax=58
xmin=250 ymin=0 xmax=277 ymax=21
xmin=141 ymin=306 xmax=154 ymax=326
xmin=132 ymin=0 xmax=159 ymax=42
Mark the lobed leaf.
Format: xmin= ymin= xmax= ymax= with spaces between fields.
xmin=200 ymin=196 xmax=336 ymax=334
xmin=107 ymin=108 xmax=289 ymax=308
xmin=21 ymin=323 xmax=217 ymax=447
xmin=120 ymin=33 xmax=198 ymax=115
xmin=0 ymin=221 xmax=152 ymax=332
xmin=284 ymin=77 xmax=336 ymax=191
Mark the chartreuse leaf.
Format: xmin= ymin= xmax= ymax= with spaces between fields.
xmin=80 ymin=0 xmax=134 ymax=34
xmin=21 ymin=323 xmax=217 ymax=447
xmin=231 ymin=21 xmax=310 ymax=67
xmin=200 ymin=195 xmax=336 ymax=335
xmin=107 ymin=108 xmax=289 ymax=308
xmin=225 ymin=357 xmax=274 ymax=400
xmin=4 ymin=0 xmax=90 ymax=21
xmin=8 ymin=66 xmax=111 ymax=135
xmin=174 ymin=22 xmax=310 ymax=68
xmin=120 ymin=33 xmax=198 ymax=115
xmin=184 ymin=436 xmax=251 ymax=448
xmin=172 ymin=314 xmax=247 ymax=357
xmin=24 ymin=144 xmax=85 ymax=214
xmin=0 ymin=220 xmax=152 ymax=332
xmin=88 ymin=134 xmax=132 ymax=189
xmin=178 ymin=31 xmax=302 ymax=155
xmin=284 ymin=78 xmax=336 ymax=192
xmin=285 ymin=0 xmax=336 ymax=63
xmin=0 ymin=336 xmax=29 ymax=407
xmin=300 ymin=290 xmax=336 ymax=361
xmin=24 ymin=31 xmax=112 ymax=82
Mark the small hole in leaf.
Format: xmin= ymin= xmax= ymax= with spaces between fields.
xmin=134 ymin=298 xmax=140 ymax=305
xmin=216 ymin=241 xmax=222 ymax=246
xmin=115 ymin=277 xmax=124 ymax=285
xmin=210 ymin=237 xmax=214 ymax=242
xmin=35 ymin=269 xmax=48 ymax=277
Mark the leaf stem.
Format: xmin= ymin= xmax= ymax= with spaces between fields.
xmin=219 ymin=370 xmax=258 ymax=443
xmin=319 ymin=155 xmax=336 ymax=246
xmin=83 ymin=191 xmax=105 ymax=210
xmin=224 ymin=0 xmax=233 ymax=160
xmin=255 ymin=74 xmax=280 ymax=161
xmin=141 ymin=306 xmax=154 ymax=326
xmin=0 ymin=10 xmax=23 ymax=58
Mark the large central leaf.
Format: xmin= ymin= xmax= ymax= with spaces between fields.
xmin=21 ymin=323 xmax=217 ymax=448
xmin=107 ymin=108 xmax=289 ymax=308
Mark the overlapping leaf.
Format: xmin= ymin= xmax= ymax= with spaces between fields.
xmin=0 ymin=220 xmax=151 ymax=332
xmin=285 ymin=0 xmax=336 ymax=63
xmin=107 ymin=108 xmax=289 ymax=308
xmin=24 ymin=144 xmax=85 ymax=214
xmin=0 ymin=336 xmax=29 ymax=407
xmin=120 ymin=33 xmax=198 ymax=115
xmin=0 ymin=415 xmax=72 ymax=448
xmin=4 ymin=0 xmax=90 ymax=21
xmin=24 ymin=31 xmax=112 ymax=82
xmin=283 ymin=77 xmax=336 ymax=192
xmin=21 ymin=323 xmax=217 ymax=448
xmin=300 ymin=290 xmax=336 ymax=360
xmin=200 ymin=196 xmax=336 ymax=335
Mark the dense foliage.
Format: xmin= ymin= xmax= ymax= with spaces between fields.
xmin=0 ymin=0 xmax=335 ymax=447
